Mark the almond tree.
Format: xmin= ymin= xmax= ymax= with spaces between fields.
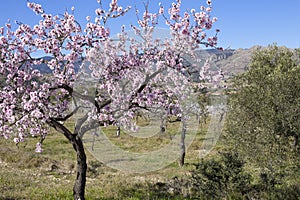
xmin=0 ymin=0 xmax=220 ymax=199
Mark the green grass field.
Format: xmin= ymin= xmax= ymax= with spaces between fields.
xmin=0 ymin=120 xmax=216 ymax=200
xmin=1 ymin=113 xmax=298 ymax=199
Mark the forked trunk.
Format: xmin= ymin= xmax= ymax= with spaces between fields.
xmin=47 ymin=119 xmax=88 ymax=200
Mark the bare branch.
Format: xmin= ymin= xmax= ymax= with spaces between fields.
xmin=53 ymin=106 xmax=81 ymax=122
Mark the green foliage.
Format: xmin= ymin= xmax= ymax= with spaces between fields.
xmin=153 ymin=150 xmax=300 ymax=199
xmin=225 ymin=45 xmax=300 ymax=167
xmin=189 ymin=151 xmax=252 ymax=199
xmin=151 ymin=151 xmax=252 ymax=199
xmin=223 ymin=45 xmax=300 ymax=199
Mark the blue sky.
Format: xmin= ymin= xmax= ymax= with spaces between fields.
xmin=1 ymin=0 xmax=300 ymax=49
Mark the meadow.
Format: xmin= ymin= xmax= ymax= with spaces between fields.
xmin=0 ymin=119 xmax=216 ymax=199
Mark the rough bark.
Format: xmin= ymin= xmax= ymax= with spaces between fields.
xmin=73 ymin=136 xmax=87 ymax=200
xmin=48 ymin=119 xmax=87 ymax=200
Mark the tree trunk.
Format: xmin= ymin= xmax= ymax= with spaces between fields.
xmin=73 ymin=136 xmax=87 ymax=200
xmin=160 ymin=117 xmax=166 ymax=133
xmin=179 ymin=120 xmax=187 ymax=167
xmin=116 ymin=125 xmax=120 ymax=137
xmin=293 ymin=135 xmax=299 ymax=150
xmin=48 ymin=118 xmax=88 ymax=200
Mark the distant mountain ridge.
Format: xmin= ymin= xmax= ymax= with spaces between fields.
xmin=195 ymin=47 xmax=260 ymax=76
xmin=32 ymin=56 xmax=83 ymax=74
xmin=215 ymin=46 xmax=260 ymax=75
xmin=33 ymin=47 xmax=258 ymax=76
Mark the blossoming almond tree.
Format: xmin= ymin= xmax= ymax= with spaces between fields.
xmin=0 ymin=0 xmax=220 ymax=199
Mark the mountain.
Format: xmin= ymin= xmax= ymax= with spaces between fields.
xmin=32 ymin=56 xmax=53 ymax=74
xmin=215 ymin=46 xmax=261 ymax=76
xmin=195 ymin=46 xmax=261 ymax=76
xmin=32 ymin=47 xmax=259 ymax=76
xmin=32 ymin=56 xmax=83 ymax=74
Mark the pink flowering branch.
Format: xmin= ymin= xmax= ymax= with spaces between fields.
xmin=0 ymin=0 xmax=222 ymax=199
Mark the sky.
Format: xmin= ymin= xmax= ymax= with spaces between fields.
xmin=0 ymin=0 xmax=300 ymax=49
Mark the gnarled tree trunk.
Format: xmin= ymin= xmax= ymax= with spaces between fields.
xmin=72 ymin=136 xmax=87 ymax=200
xmin=48 ymin=119 xmax=88 ymax=200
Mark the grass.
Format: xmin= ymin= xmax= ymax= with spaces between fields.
xmin=1 ymin=117 xmax=299 ymax=199
xmin=0 ymin=118 xmax=215 ymax=199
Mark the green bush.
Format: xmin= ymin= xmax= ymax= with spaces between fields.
xmin=189 ymin=151 xmax=252 ymax=199
xmin=152 ymin=151 xmax=252 ymax=199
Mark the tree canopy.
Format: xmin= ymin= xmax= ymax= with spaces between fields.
xmin=0 ymin=0 xmax=221 ymax=199
xmin=226 ymin=45 xmax=300 ymax=170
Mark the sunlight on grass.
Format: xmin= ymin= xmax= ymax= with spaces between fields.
xmin=0 ymin=118 xmax=217 ymax=199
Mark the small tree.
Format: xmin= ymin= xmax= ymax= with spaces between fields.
xmin=226 ymin=45 xmax=300 ymax=172
xmin=0 ymin=0 xmax=220 ymax=199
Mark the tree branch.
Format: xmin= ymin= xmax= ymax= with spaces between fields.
xmin=129 ymin=67 xmax=164 ymax=106
xmin=78 ymin=120 xmax=100 ymax=138
xmin=50 ymin=84 xmax=112 ymax=113
xmin=53 ymin=106 xmax=81 ymax=122
xmin=47 ymin=118 xmax=74 ymax=142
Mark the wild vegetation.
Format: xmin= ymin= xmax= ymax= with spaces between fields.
xmin=1 ymin=46 xmax=300 ymax=199
xmin=0 ymin=0 xmax=299 ymax=198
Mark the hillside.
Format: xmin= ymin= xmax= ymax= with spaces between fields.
xmin=215 ymin=46 xmax=261 ymax=75
xmin=32 ymin=48 xmax=253 ymax=76
xmin=195 ymin=46 xmax=261 ymax=76
xmin=32 ymin=56 xmax=83 ymax=74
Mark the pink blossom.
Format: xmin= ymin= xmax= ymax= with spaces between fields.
xmin=0 ymin=0 xmax=221 ymax=186
xmin=159 ymin=6 xmax=164 ymax=14
xmin=27 ymin=2 xmax=44 ymax=14
xmin=13 ymin=138 xmax=20 ymax=144
xmin=5 ymin=23 xmax=11 ymax=29
xmin=0 ymin=27 xmax=4 ymax=35
xmin=35 ymin=142 xmax=43 ymax=153
xmin=117 ymin=7 xmax=123 ymax=12
xmin=206 ymin=7 xmax=212 ymax=12
xmin=95 ymin=8 xmax=103 ymax=16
